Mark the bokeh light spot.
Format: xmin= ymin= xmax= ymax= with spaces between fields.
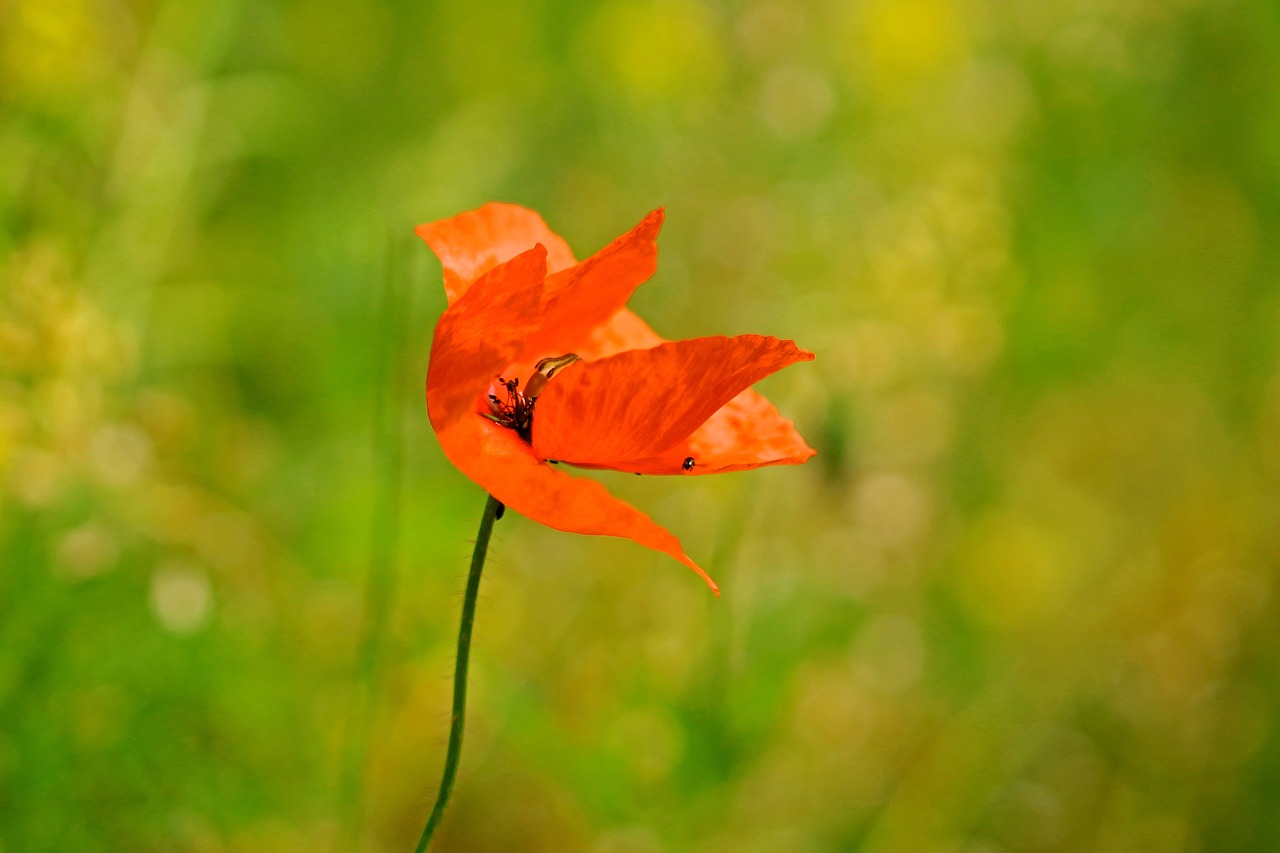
xmin=955 ymin=512 xmax=1074 ymax=631
xmin=149 ymin=563 xmax=214 ymax=635
xmin=582 ymin=0 xmax=725 ymax=99
xmin=757 ymin=65 xmax=835 ymax=139
xmin=853 ymin=471 xmax=931 ymax=547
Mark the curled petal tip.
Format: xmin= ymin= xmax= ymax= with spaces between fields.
xmin=680 ymin=553 xmax=720 ymax=595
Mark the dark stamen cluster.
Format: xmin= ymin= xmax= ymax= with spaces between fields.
xmin=482 ymin=354 xmax=580 ymax=446
xmin=484 ymin=376 xmax=535 ymax=442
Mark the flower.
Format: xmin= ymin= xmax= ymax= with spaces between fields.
xmin=417 ymin=204 xmax=815 ymax=593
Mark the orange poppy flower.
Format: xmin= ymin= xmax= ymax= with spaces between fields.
xmin=416 ymin=204 xmax=815 ymax=593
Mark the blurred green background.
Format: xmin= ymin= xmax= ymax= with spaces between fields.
xmin=4 ymin=0 xmax=1280 ymax=850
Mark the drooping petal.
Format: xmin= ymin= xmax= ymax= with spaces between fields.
xmin=426 ymin=245 xmax=548 ymax=429
xmin=436 ymin=416 xmax=718 ymax=593
xmin=416 ymin=203 xmax=577 ymax=304
xmin=592 ymin=389 xmax=816 ymax=475
xmin=532 ymin=335 xmax=815 ymax=468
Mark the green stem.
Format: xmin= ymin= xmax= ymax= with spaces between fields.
xmin=415 ymin=493 xmax=503 ymax=852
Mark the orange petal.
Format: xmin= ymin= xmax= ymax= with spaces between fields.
xmin=519 ymin=209 xmax=665 ymax=361
xmin=437 ymin=416 xmax=719 ymax=593
xmin=426 ymin=245 xmax=548 ymax=428
xmin=501 ymin=307 xmax=665 ymax=394
xmin=578 ymin=307 xmax=666 ymax=359
xmin=416 ymin=203 xmax=577 ymax=304
xmin=596 ymin=389 xmax=816 ymax=475
xmin=532 ymin=335 xmax=815 ymax=467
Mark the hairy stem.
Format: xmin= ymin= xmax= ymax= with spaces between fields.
xmin=415 ymin=494 xmax=503 ymax=852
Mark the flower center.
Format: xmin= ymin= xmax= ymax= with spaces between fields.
xmin=483 ymin=353 xmax=579 ymax=443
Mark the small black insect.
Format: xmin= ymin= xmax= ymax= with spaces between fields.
xmin=682 ymin=457 xmax=696 ymax=471
xmin=495 ymin=502 xmax=506 ymax=520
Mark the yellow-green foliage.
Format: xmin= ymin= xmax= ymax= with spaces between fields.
xmin=3 ymin=0 xmax=1279 ymax=850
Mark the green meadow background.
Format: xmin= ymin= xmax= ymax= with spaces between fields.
xmin=4 ymin=0 xmax=1280 ymax=850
